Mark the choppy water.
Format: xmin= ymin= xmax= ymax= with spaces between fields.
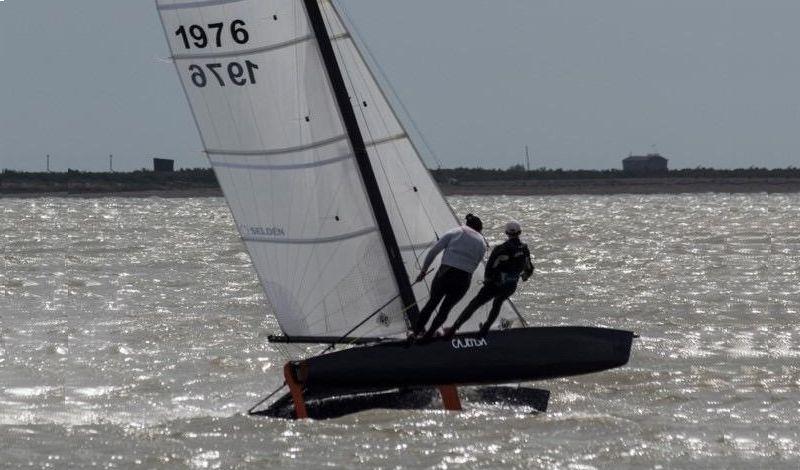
xmin=1 ymin=194 xmax=798 ymax=469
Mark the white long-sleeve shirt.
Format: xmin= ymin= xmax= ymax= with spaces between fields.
xmin=420 ymin=226 xmax=486 ymax=274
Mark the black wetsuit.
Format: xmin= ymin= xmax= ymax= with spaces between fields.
xmin=449 ymin=238 xmax=534 ymax=336
xmin=412 ymin=266 xmax=473 ymax=338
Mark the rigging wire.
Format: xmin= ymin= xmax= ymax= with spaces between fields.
xmin=274 ymin=342 xmax=292 ymax=362
xmin=322 ymin=0 xmax=442 ymax=309
xmin=331 ymin=0 xmax=463 ymax=236
xmin=299 ymin=237 xmax=436 ymax=334
xmin=318 ymin=1 xmax=435 ymax=328
xmin=247 ymin=381 xmax=288 ymax=415
xmin=332 ymin=0 xmax=445 ymax=170
xmin=331 ymin=2 xmax=444 ymax=249
xmin=341 ymin=33 xmax=442 ymax=245
xmin=249 ymin=283 xmax=430 ymax=415
xmin=248 ymin=287 xmax=432 ymax=416
xmin=319 ymin=3 xmax=420 ymax=259
xmin=317 ymin=275 xmax=431 ymax=355
xmin=331 ymin=0 xmax=442 ymax=236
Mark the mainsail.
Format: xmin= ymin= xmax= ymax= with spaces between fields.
xmin=157 ymin=0 xmax=517 ymax=340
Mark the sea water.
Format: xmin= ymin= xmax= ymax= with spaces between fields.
xmin=1 ymin=194 xmax=798 ymax=468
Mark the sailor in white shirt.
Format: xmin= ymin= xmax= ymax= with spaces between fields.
xmin=412 ymin=214 xmax=486 ymax=340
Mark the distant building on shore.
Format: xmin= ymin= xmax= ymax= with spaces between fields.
xmin=623 ymin=153 xmax=668 ymax=175
xmin=153 ymin=158 xmax=175 ymax=173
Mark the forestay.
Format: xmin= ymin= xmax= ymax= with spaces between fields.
xmin=156 ymin=0 xmax=517 ymax=340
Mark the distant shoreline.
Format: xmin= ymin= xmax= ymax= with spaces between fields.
xmin=2 ymin=177 xmax=800 ymax=198
xmin=0 ymin=188 xmax=225 ymax=199
xmin=439 ymin=177 xmax=800 ymax=196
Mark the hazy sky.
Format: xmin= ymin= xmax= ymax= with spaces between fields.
xmin=1 ymin=0 xmax=798 ymax=172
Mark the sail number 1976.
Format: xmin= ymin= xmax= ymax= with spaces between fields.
xmin=175 ymin=20 xmax=260 ymax=88
xmin=175 ymin=20 xmax=249 ymax=49
xmin=189 ymin=62 xmax=259 ymax=87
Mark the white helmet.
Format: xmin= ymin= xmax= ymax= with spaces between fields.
xmin=504 ymin=220 xmax=522 ymax=236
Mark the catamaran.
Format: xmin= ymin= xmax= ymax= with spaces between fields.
xmin=156 ymin=0 xmax=634 ymax=419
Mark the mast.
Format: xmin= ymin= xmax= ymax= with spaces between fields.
xmin=303 ymin=0 xmax=420 ymax=323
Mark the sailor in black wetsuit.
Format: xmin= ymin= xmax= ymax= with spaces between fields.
xmin=447 ymin=221 xmax=534 ymax=337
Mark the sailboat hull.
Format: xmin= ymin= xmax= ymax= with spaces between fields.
xmin=290 ymin=327 xmax=634 ymax=389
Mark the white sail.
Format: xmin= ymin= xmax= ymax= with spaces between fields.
xmin=319 ymin=1 xmax=519 ymax=330
xmin=157 ymin=0 xmax=518 ymax=339
xmin=157 ymin=0 xmax=407 ymax=338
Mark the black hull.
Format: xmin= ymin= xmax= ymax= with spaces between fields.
xmin=291 ymin=327 xmax=634 ymax=389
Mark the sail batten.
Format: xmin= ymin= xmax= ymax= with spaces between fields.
xmin=243 ymin=227 xmax=378 ymax=245
xmin=365 ymin=133 xmax=408 ymax=148
xmin=206 ymin=134 xmax=348 ymax=156
xmin=157 ymin=0 xmax=249 ymax=11
xmin=210 ymin=154 xmax=352 ymax=171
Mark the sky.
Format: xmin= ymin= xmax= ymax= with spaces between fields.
xmin=1 ymin=0 xmax=798 ymax=172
